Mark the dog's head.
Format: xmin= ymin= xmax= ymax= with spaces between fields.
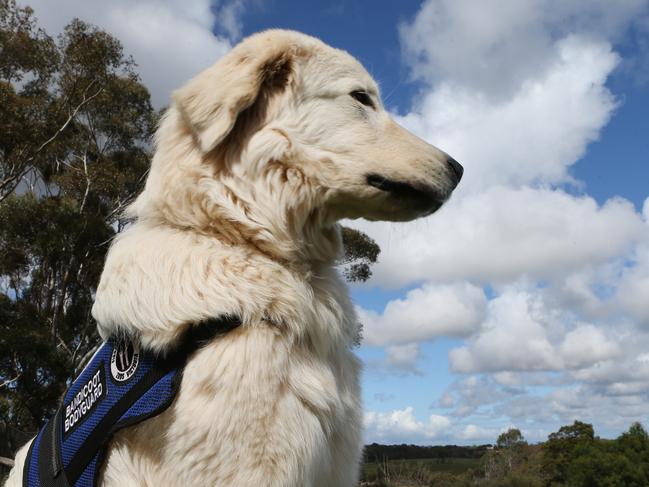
xmin=132 ymin=30 xmax=462 ymax=246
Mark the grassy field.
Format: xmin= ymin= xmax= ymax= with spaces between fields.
xmin=361 ymin=457 xmax=481 ymax=482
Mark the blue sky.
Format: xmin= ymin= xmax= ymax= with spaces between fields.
xmin=25 ymin=0 xmax=649 ymax=445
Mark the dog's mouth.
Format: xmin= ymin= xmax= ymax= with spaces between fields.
xmin=366 ymin=173 xmax=445 ymax=217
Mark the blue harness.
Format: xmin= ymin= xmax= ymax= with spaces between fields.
xmin=23 ymin=316 xmax=240 ymax=487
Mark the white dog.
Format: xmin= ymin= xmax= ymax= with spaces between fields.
xmin=7 ymin=30 xmax=462 ymax=486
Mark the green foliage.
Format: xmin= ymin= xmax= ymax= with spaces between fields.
xmin=0 ymin=1 xmax=155 ymax=441
xmin=340 ymin=226 xmax=380 ymax=283
xmin=497 ymin=428 xmax=527 ymax=449
xmin=363 ymin=443 xmax=489 ymax=463
xmin=478 ymin=473 xmax=544 ymax=487
xmin=542 ymin=421 xmax=649 ymax=487
xmin=0 ymin=0 xmax=58 ymax=85
xmin=482 ymin=429 xmax=533 ymax=481
xmin=542 ymin=420 xmax=595 ymax=484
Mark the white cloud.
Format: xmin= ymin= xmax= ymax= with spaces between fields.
xmin=560 ymin=324 xmax=621 ymax=369
xmin=20 ymin=0 xmax=238 ymax=106
xmin=605 ymin=381 xmax=649 ymax=396
xmin=502 ymin=383 xmax=649 ymax=430
xmin=359 ymin=282 xmax=486 ymax=346
xmin=397 ymin=37 xmax=619 ymax=192
xmin=449 ymin=288 xmax=621 ymax=373
xmin=355 ymin=3 xmax=649 ymax=404
xmin=352 ymin=188 xmax=646 ymax=288
xmin=216 ymin=0 xmax=246 ymax=39
xmin=347 ymin=0 xmax=649 ymax=293
xmin=373 ymin=392 xmax=396 ymax=403
xmin=400 ymin=0 xmax=648 ymax=98
xmin=442 ymin=375 xmax=515 ymax=418
xmin=572 ymin=351 xmax=649 ymax=384
xmin=364 ymin=407 xmax=451 ymax=442
xmin=434 ymin=371 xmax=649 ymax=441
xmin=385 ymin=343 xmax=421 ymax=373
xmin=493 ymin=372 xmax=523 ymax=387
xmin=616 ymin=244 xmax=649 ymax=326
xmin=458 ymin=424 xmax=500 ymax=441
xmin=437 ymin=311 xmax=649 ymax=437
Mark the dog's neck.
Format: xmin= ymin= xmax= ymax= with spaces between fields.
xmin=202 ymin=192 xmax=343 ymax=275
xmin=195 ymin=153 xmax=345 ymax=274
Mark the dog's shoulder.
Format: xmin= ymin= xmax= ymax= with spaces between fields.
xmin=93 ymin=221 xmax=358 ymax=352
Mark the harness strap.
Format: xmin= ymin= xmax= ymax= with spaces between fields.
xmin=24 ymin=316 xmax=240 ymax=487
xmin=29 ymin=406 xmax=66 ymax=487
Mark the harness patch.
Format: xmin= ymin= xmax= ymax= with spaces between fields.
xmin=110 ymin=340 xmax=139 ymax=382
xmin=63 ymin=367 xmax=105 ymax=438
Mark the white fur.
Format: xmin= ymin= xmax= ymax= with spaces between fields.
xmin=7 ymin=30 xmax=459 ymax=486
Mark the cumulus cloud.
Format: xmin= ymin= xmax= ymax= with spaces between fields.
xmin=364 ymin=403 xmax=523 ymax=443
xmin=358 ymin=282 xmax=486 ymax=372
xmin=364 ymin=407 xmax=451 ymax=442
xmin=435 ymin=305 xmax=649 ymax=438
xmin=458 ymin=424 xmax=500 ymax=442
xmin=398 ymin=37 xmax=620 ymax=192
xmin=440 ymin=375 xmax=517 ymax=418
xmin=616 ymin=242 xmax=649 ymax=326
xmin=572 ymin=350 xmax=649 ymax=385
xmin=496 ymin=382 xmax=649 ymax=433
xmin=560 ymin=325 xmax=622 ymax=369
xmin=352 ymin=188 xmax=646 ymax=288
xmin=359 ymin=282 xmax=486 ymax=346
xmin=432 ymin=370 xmax=649 ymax=442
xmin=374 ymin=392 xmax=397 ymax=403
xmin=400 ymin=0 xmax=648 ymax=98
xmin=449 ymin=288 xmax=621 ymax=373
xmin=384 ymin=344 xmax=422 ymax=373
xmin=20 ymin=0 xmax=239 ymax=106
xmin=438 ymin=392 xmax=456 ymax=408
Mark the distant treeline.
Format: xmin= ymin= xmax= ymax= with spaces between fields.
xmin=361 ymin=421 xmax=649 ymax=487
xmin=363 ymin=442 xmax=491 ymax=462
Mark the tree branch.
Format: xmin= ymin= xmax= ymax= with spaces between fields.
xmin=0 ymin=373 xmax=22 ymax=389
xmin=33 ymin=81 xmax=102 ymax=156
xmin=0 ymin=81 xmax=104 ymax=202
xmin=78 ymin=150 xmax=91 ymax=213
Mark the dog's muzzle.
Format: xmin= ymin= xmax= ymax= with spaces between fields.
xmin=366 ymin=156 xmax=463 ymax=216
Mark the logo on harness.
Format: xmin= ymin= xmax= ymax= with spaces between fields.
xmin=64 ymin=367 xmax=105 ymax=436
xmin=110 ymin=339 xmax=140 ymax=382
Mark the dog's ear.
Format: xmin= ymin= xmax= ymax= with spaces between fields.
xmin=173 ymin=35 xmax=298 ymax=154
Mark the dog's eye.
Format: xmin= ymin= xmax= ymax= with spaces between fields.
xmin=349 ymin=90 xmax=375 ymax=109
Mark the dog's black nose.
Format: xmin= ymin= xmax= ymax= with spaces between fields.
xmin=447 ymin=156 xmax=464 ymax=186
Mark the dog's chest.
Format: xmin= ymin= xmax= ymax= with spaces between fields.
xmin=102 ymin=323 xmax=362 ymax=486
